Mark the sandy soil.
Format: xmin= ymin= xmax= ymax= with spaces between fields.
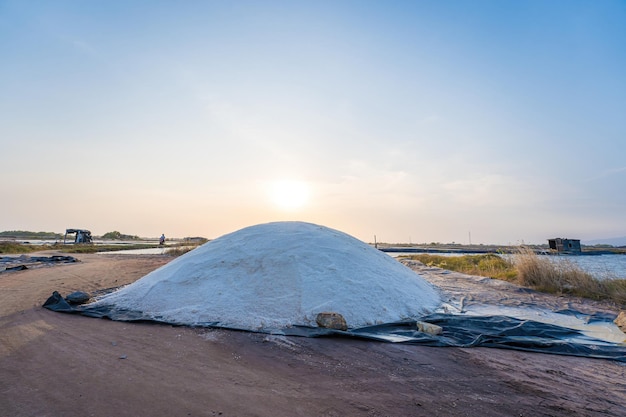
xmin=1 ymin=252 xmax=625 ymax=417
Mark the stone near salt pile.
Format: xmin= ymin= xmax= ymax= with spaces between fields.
xmin=65 ymin=291 xmax=91 ymax=305
xmin=316 ymin=312 xmax=348 ymax=331
xmin=416 ymin=321 xmax=443 ymax=335
xmin=614 ymin=311 xmax=626 ymax=334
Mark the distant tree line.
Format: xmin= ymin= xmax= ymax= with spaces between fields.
xmin=0 ymin=230 xmax=146 ymax=241
xmin=101 ymin=231 xmax=140 ymax=240
xmin=0 ymin=230 xmax=63 ymax=239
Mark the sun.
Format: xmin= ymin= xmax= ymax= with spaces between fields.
xmin=268 ymin=180 xmax=311 ymax=210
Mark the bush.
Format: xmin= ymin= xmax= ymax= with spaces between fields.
xmin=101 ymin=231 xmax=139 ymax=240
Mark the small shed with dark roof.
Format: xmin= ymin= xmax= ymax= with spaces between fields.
xmin=548 ymin=238 xmax=581 ymax=254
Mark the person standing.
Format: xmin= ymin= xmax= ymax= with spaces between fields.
xmin=159 ymin=234 xmax=165 ymax=245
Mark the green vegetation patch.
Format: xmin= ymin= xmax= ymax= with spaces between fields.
xmin=404 ymin=253 xmax=517 ymax=281
xmin=0 ymin=242 xmax=161 ymax=254
xmin=0 ymin=242 xmax=44 ymax=254
xmin=60 ymin=244 xmax=160 ymax=253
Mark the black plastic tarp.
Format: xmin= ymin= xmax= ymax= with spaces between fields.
xmin=1 ymin=255 xmax=78 ymax=273
xmin=42 ymin=291 xmax=626 ymax=362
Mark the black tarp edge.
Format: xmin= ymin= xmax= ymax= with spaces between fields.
xmin=42 ymin=291 xmax=626 ymax=362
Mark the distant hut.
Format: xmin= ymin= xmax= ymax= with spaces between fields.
xmin=64 ymin=229 xmax=93 ymax=244
xmin=548 ymin=238 xmax=581 ymax=254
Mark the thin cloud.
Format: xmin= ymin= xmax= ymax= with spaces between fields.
xmin=584 ymin=166 xmax=626 ymax=182
xmin=56 ymin=34 xmax=103 ymax=61
xmin=71 ymin=39 xmax=99 ymax=57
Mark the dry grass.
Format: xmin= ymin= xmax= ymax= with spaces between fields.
xmin=165 ymin=246 xmax=196 ymax=257
xmin=165 ymin=241 xmax=207 ymax=257
xmin=0 ymin=241 xmax=162 ymax=254
xmin=405 ymin=249 xmax=626 ymax=307
xmin=515 ymin=247 xmax=626 ymax=306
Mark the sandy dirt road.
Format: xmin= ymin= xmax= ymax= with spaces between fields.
xmin=1 ymin=252 xmax=625 ymax=417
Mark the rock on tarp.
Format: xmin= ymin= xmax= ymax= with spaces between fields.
xmin=73 ymin=222 xmax=443 ymax=331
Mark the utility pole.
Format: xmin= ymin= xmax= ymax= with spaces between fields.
xmin=469 ymin=231 xmax=472 ymax=246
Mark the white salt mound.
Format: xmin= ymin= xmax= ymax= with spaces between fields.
xmin=91 ymin=222 xmax=442 ymax=331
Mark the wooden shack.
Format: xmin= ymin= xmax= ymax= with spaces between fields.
xmin=548 ymin=238 xmax=581 ymax=254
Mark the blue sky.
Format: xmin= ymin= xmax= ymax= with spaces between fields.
xmin=1 ymin=0 xmax=625 ymax=244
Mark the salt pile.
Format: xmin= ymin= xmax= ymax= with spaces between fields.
xmin=88 ymin=222 xmax=442 ymax=331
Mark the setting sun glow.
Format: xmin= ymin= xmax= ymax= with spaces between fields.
xmin=268 ymin=180 xmax=311 ymax=210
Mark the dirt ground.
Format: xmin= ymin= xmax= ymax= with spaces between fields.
xmin=1 ymin=252 xmax=625 ymax=417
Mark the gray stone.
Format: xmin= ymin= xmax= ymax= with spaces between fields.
xmin=65 ymin=291 xmax=91 ymax=304
xmin=315 ymin=312 xmax=348 ymax=331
